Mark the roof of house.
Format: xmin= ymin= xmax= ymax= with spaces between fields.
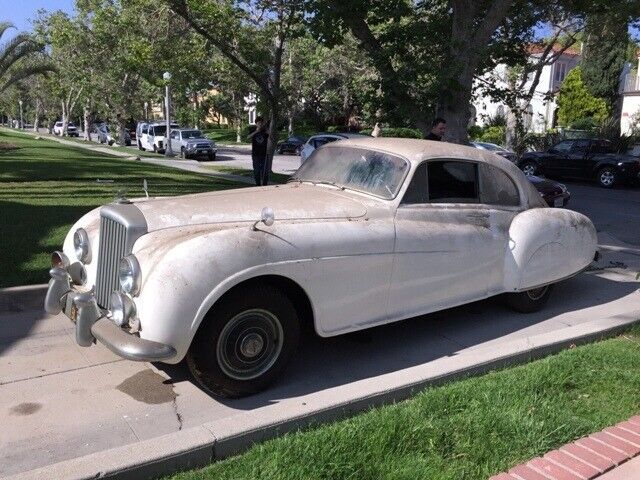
xmin=527 ymin=43 xmax=581 ymax=57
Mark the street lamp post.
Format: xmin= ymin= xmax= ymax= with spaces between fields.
xmin=163 ymin=72 xmax=175 ymax=157
xmin=18 ymin=100 xmax=23 ymax=129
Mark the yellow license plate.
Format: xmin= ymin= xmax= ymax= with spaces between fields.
xmin=70 ymin=302 xmax=78 ymax=323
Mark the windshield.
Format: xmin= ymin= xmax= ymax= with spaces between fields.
xmin=478 ymin=142 xmax=504 ymax=152
xmin=291 ymin=146 xmax=409 ymax=200
xmin=182 ymin=130 xmax=203 ymax=139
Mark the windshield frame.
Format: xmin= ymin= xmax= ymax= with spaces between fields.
xmin=290 ymin=145 xmax=411 ymax=201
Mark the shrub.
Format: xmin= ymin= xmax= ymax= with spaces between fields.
xmin=468 ymin=125 xmax=484 ymax=140
xmin=478 ymin=126 xmax=505 ymax=145
xmin=570 ymin=117 xmax=599 ymax=131
xmin=556 ymin=68 xmax=609 ymax=127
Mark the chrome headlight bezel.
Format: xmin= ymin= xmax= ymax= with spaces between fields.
xmin=119 ymin=255 xmax=141 ymax=296
xmin=110 ymin=291 xmax=136 ymax=327
xmin=73 ymin=228 xmax=91 ymax=264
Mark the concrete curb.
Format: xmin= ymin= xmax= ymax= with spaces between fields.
xmin=0 ymin=284 xmax=47 ymax=314
xmin=6 ymin=314 xmax=638 ymax=480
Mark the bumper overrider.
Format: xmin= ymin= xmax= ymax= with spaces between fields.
xmin=44 ymin=266 xmax=175 ymax=362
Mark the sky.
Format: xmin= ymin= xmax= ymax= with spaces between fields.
xmin=0 ymin=0 xmax=74 ymax=38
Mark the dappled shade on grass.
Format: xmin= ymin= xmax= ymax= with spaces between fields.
xmin=0 ymin=130 xmax=247 ymax=287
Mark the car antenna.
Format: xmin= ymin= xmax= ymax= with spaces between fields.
xmin=143 ymin=178 xmax=149 ymax=199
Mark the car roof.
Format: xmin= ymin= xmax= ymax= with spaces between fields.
xmin=174 ymin=128 xmax=202 ymax=132
xmin=310 ymin=132 xmax=367 ymax=139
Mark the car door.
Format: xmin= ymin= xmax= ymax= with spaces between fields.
xmin=558 ymin=139 xmax=590 ymax=178
xmin=170 ymin=130 xmax=180 ymax=151
xmin=389 ymin=159 xmax=519 ymax=319
xmin=543 ymin=140 xmax=573 ymax=177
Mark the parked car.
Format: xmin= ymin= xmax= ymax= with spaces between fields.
xmin=517 ymin=138 xmax=640 ymax=188
xmin=277 ymin=135 xmax=308 ymax=155
xmin=300 ymin=132 xmax=367 ymax=163
xmin=471 ymin=142 xmax=569 ymax=205
xmin=54 ymin=121 xmax=79 ymax=137
xmin=471 ymin=141 xmax=516 ymax=162
xmin=171 ymin=128 xmax=217 ymax=161
xmin=528 ymin=176 xmax=570 ymax=207
xmin=138 ymin=121 xmax=179 ymax=153
xmin=45 ymin=138 xmax=598 ymax=398
xmin=93 ymin=123 xmax=115 ymax=145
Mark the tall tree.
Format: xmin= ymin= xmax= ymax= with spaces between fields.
xmin=0 ymin=22 xmax=52 ymax=95
xmin=167 ymin=0 xmax=305 ymax=169
xmin=556 ymin=66 xmax=609 ymax=127
xmin=581 ymin=13 xmax=630 ymax=134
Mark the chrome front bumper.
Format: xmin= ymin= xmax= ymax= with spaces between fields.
xmin=44 ymin=267 xmax=176 ymax=362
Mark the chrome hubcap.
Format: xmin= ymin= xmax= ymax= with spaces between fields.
xmin=600 ymin=171 xmax=614 ymax=186
xmin=216 ymin=309 xmax=283 ymax=381
xmin=523 ymin=164 xmax=535 ymax=176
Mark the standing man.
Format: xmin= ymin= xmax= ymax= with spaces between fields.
xmin=425 ymin=117 xmax=446 ymax=141
xmin=248 ymin=116 xmax=269 ymax=186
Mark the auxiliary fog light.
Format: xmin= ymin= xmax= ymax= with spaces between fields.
xmin=110 ymin=291 xmax=136 ymax=327
xmin=51 ymin=251 xmax=70 ymax=269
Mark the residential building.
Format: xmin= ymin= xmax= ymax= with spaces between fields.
xmin=621 ymin=53 xmax=640 ymax=135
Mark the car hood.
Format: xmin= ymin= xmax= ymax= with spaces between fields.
xmin=185 ymin=138 xmax=214 ymax=144
xmin=134 ymin=183 xmax=368 ymax=231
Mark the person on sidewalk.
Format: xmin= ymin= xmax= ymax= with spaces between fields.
xmin=425 ymin=117 xmax=446 ymax=141
xmin=248 ymin=116 xmax=269 ymax=186
xmin=371 ymin=122 xmax=381 ymax=138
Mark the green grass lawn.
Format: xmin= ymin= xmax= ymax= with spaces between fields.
xmin=167 ymin=326 xmax=640 ymax=480
xmin=0 ymin=130 xmax=245 ymax=288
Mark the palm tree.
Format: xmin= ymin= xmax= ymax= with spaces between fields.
xmin=0 ymin=21 xmax=54 ymax=94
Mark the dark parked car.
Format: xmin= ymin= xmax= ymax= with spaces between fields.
xmin=528 ymin=175 xmax=570 ymax=207
xmin=518 ymin=138 xmax=640 ymax=188
xmin=277 ymin=135 xmax=307 ymax=155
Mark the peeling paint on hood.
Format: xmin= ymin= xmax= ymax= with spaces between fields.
xmin=134 ymin=183 xmax=368 ymax=231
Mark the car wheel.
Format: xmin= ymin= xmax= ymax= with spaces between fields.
xmin=504 ymin=285 xmax=553 ymax=313
xmin=187 ymin=285 xmax=300 ymax=398
xmin=208 ymin=152 xmax=216 ymax=161
xmin=180 ymin=147 xmax=185 ymax=159
xmin=138 ymin=141 xmax=144 ymax=151
xmin=521 ymin=162 xmax=538 ymax=176
xmin=597 ymin=166 xmax=617 ymax=189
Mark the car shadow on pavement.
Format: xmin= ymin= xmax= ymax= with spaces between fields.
xmin=155 ymin=267 xmax=639 ymax=411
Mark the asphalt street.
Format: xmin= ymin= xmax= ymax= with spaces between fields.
xmin=2 ymin=129 xmax=640 ymax=478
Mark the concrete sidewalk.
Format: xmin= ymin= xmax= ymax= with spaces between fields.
xmin=1 ymin=232 xmax=639 ymax=479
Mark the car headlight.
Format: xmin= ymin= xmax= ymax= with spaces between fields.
xmin=119 ymin=255 xmax=141 ymax=296
xmin=73 ymin=228 xmax=91 ymax=263
xmin=110 ymin=291 xmax=136 ymax=327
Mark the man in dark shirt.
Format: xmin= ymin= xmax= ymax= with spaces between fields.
xmin=248 ymin=116 xmax=269 ymax=185
xmin=425 ymin=117 xmax=446 ymax=141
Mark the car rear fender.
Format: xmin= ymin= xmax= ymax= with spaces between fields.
xmin=503 ymin=208 xmax=597 ymax=291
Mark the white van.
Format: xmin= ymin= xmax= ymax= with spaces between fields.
xmin=138 ymin=121 xmax=179 ymax=153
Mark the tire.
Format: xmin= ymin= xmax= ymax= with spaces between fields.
xmin=138 ymin=141 xmax=144 ymax=151
xmin=521 ymin=161 xmax=538 ymax=176
xmin=597 ymin=166 xmax=617 ymax=189
xmin=153 ymin=145 xmax=157 ymax=153
xmin=208 ymin=152 xmax=216 ymax=161
xmin=180 ymin=147 xmax=185 ymax=159
xmin=187 ymin=285 xmax=300 ymax=398
xmin=504 ymin=285 xmax=553 ymax=313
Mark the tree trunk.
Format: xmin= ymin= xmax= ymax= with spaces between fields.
xmin=84 ymin=105 xmax=91 ymax=141
xmin=61 ymin=99 xmax=68 ymax=136
xmin=288 ymin=114 xmax=293 ymax=136
xmin=33 ymin=99 xmax=41 ymax=132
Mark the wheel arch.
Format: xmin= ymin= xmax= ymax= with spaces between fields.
xmin=196 ymin=274 xmax=316 ymax=340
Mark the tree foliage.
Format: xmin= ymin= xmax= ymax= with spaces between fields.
xmin=556 ymin=67 xmax=609 ymax=127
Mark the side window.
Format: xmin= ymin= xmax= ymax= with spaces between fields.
xmin=553 ymin=141 xmax=573 ymax=153
xmin=313 ymin=137 xmax=330 ymax=148
xmin=171 ymin=131 xmax=179 ymax=140
xmin=401 ymin=162 xmax=428 ymax=204
xmin=427 ymin=161 xmax=478 ymax=203
xmin=142 ymin=125 xmax=148 ymax=134
xmin=149 ymin=127 xmax=154 ymax=136
xmin=570 ymin=139 xmax=590 ymax=154
xmin=478 ymin=164 xmax=520 ymax=206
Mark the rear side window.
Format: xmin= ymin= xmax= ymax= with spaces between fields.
xmin=478 ymin=164 xmax=520 ymax=206
xmin=571 ymin=139 xmax=590 ymax=154
xmin=427 ymin=161 xmax=478 ymax=203
xmin=142 ymin=125 xmax=148 ymax=134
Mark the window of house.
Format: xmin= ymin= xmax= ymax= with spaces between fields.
xmin=554 ymin=62 xmax=567 ymax=83
xmin=427 ymin=161 xmax=478 ymax=203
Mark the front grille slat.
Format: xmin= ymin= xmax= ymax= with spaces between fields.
xmin=95 ymin=216 xmax=128 ymax=309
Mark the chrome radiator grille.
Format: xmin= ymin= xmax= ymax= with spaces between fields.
xmin=95 ymin=216 xmax=128 ymax=309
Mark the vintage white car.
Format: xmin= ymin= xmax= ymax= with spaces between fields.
xmin=45 ymin=138 xmax=598 ymax=397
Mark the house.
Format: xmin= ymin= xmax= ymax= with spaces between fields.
xmin=473 ymin=45 xmax=581 ymax=134
xmin=621 ymin=53 xmax=640 ymax=135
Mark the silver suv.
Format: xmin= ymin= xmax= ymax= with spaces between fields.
xmin=171 ymin=128 xmax=217 ymax=161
